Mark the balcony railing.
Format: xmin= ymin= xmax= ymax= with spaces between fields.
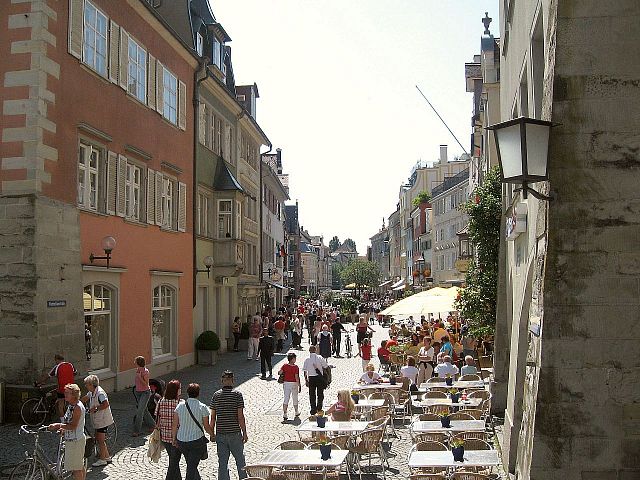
xmin=212 ymin=238 xmax=245 ymax=276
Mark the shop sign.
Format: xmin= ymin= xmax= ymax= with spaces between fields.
xmin=506 ymin=202 xmax=528 ymax=241
xmin=455 ymin=259 xmax=470 ymax=272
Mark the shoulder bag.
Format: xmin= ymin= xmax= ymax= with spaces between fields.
xmin=185 ymin=401 xmax=209 ymax=460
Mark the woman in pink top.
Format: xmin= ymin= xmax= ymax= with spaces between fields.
xmin=132 ymin=356 xmax=155 ymax=436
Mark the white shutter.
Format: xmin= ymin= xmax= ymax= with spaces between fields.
xmin=68 ymin=0 xmax=84 ymax=59
xmin=178 ymin=80 xmax=187 ymax=131
xmin=156 ymin=61 xmax=164 ymax=114
xmin=178 ymin=181 xmax=187 ymax=232
xmin=198 ymin=103 xmax=206 ymax=145
xmin=118 ymin=28 xmax=129 ymax=90
xmin=106 ymin=150 xmax=117 ymax=215
xmin=155 ymin=171 xmax=163 ymax=225
xmin=108 ymin=20 xmax=120 ymax=84
xmin=115 ymin=155 xmax=127 ymax=217
xmin=146 ymin=168 xmax=155 ymax=224
xmin=147 ymin=54 xmax=156 ymax=110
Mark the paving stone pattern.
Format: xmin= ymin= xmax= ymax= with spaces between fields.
xmin=0 ymin=327 xmax=504 ymax=479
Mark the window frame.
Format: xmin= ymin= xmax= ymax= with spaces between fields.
xmin=82 ymin=0 xmax=108 ymax=76
xmin=78 ymin=142 xmax=103 ymax=212
xmin=125 ymin=162 xmax=142 ymax=221
xmin=127 ymin=36 xmax=147 ymax=103
xmin=151 ymin=284 xmax=175 ymax=358
xmin=197 ymin=189 xmax=212 ymax=238
xmin=162 ymin=68 xmax=178 ymax=125
xmin=217 ymin=199 xmax=233 ymax=239
xmin=84 ymin=283 xmax=113 ymax=372
xmin=161 ymin=176 xmax=175 ymax=229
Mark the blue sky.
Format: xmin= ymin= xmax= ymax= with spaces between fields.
xmin=212 ymin=0 xmax=499 ymax=253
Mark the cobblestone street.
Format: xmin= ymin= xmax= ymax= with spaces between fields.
xmin=0 ymin=328 xmax=428 ymax=479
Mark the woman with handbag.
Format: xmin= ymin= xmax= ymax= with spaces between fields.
xmin=155 ymin=380 xmax=182 ymax=480
xmin=278 ymin=352 xmax=301 ymax=422
xmin=172 ymin=383 xmax=213 ymax=480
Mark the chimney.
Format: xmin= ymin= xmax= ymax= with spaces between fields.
xmin=439 ymin=145 xmax=448 ymax=165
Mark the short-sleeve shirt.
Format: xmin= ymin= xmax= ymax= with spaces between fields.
xmin=360 ymin=344 xmax=372 ymax=360
xmin=210 ymin=387 xmax=244 ymax=435
xmin=155 ymin=398 xmax=180 ymax=442
xmin=302 ymin=354 xmax=328 ymax=377
xmin=49 ymin=362 xmax=77 ymax=394
xmin=359 ymin=372 xmax=382 ymax=384
xmin=175 ymin=398 xmax=209 ymax=442
xmin=281 ymin=363 xmax=299 ymax=383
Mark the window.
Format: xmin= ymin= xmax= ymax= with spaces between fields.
xmin=127 ymin=38 xmax=146 ymax=102
xmin=218 ymin=199 xmax=232 ymax=238
xmin=213 ymin=38 xmax=221 ymax=68
xmin=78 ymin=143 xmax=100 ymax=210
xmin=235 ymin=200 xmax=242 ymax=239
xmin=125 ymin=163 xmax=141 ymax=220
xmin=196 ymin=32 xmax=204 ymax=56
xmin=84 ymin=284 xmax=112 ymax=371
xmin=152 ymin=285 xmax=174 ymax=357
xmin=161 ymin=177 xmax=174 ymax=228
xmin=83 ymin=1 xmax=107 ymax=76
xmin=163 ymin=68 xmax=178 ymax=124
xmin=197 ymin=191 xmax=211 ymax=237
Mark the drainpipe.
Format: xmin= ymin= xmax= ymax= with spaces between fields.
xmin=193 ymin=59 xmax=208 ymax=307
xmin=259 ymin=143 xmax=273 ymax=308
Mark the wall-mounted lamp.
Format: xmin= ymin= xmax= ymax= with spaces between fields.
xmin=89 ymin=236 xmax=116 ymax=268
xmin=487 ymin=116 xmax=554 ymax=201
xmin=195 ymin=256 xmax=214 ymax=278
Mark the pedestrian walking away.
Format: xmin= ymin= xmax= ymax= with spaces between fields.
xmin=302 ymin=345 xmax=329 ymax=415
xmin=330 ymin=317 xmax=347 ymax=357
xmin=81 ymin=375 xmax=114 ymax=467
xmin=278 ymin=352 xmax=301 ymax=422
xmin=258 ymin=328 xmax=275 ymax=379
xmin=132 ymin=356 xmax=155 ymax=436
xmin=248 ymin=317 xmax=262 ymax=360
xmin=210 ymin=370 xmax=248 ymax=480
xmin=155 ymin=380 xmax=183 ymax=480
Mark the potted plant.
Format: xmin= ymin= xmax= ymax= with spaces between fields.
xmin=195 ymin=330 xmax=220 ymax=366
xmin=318 ymin=436 xmax=332 ymax=460
xmin=445 ymin=374 xmax=453 ymax=386
xmin=438 ymin=410 xmax=451 ymax=428
xmin=350 ymin=390 xmax=360 ymax=404
xmin=449 ymin=388 xmax=460 ymax=403
xmin=316 ymin=410 xmax=327 ymax=428
xmin=451 ymin=438 xmax=465 ymax=462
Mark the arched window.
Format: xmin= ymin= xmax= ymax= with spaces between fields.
xmin=152 ymin=285 xmax=175 ymax=357
xmin=84 ymin=284 xmax=113 ymax=371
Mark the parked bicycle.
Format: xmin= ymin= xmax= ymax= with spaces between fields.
xmin=344 ymin=331 xmax=354 ymax=358
xmin=20 ymin=384 xmax=60 ymax=427
xmin=10 ymin=425 xmax=70 ymax=480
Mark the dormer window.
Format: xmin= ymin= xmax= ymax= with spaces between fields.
xmin=213 ymin=37 xmax=221 ymax=68
xmin=196 ymin=32 xmax=204 ymax=56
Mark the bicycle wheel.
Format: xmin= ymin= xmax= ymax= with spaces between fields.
xmin=20 ymin=398 xmax=47 ymax=427
xmin=105 ymin=422 xmax=118 ymax=449
xmin=9 ymin=459 xmax=46 ymax=480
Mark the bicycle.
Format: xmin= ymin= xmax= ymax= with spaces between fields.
xmin=84 ymin=411 xmax=118 ymax=454
xmin=10 ymin=425 xmax=71 ymax=480
xmin=344 ymin=331 xmax=354 ymax=358
xmin=20 ymin=384 xmax=60 ymax=427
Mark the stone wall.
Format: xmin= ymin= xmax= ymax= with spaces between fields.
xmin=0 ymin=195 xmax=85 ymax=409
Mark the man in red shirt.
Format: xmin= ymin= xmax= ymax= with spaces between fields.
xmin=40 ymin=353 xmax=77 ymax=420
xmin=385 ymin=336 xmax=399 ymax=350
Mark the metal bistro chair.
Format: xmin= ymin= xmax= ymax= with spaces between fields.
xmin=449 ymin=412 xmax=475 ymax=421
xmin=245 ymin=465 xmax=274 ymax=480
xmin=409 ymin=474 xmax=447 ymax=480
xmin=368 ymin=392 xmax=397 ymax=436
xmin=412 ymin=412 xmax=440 ymax=422
xmin=276 ymin=440 xmax=307 ymax=450
xmin=451 ymin=473 xmax=492 ymax=480
xmin=348 ymin=427 xmax=388 ymax=480
xmin=451 ymin=436 xmax=491 ymax=448
xmin=457 ymin=408 xmax=484 ymax=420
xmin=424 ymin=391 xmax=448 ymax=399
xmin=413 ymin=432 xmax=448 ymax=444
xmin=458 ymin=374 xmax=482 ymax=382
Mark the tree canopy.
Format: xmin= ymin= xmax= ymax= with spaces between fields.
xmin=340 ymin=258 xmax=380 ymax=291
xmin=412 ymin=191 xmax=432 ymax=206
xmin=342 ymin=238 xmax=357 ymax=252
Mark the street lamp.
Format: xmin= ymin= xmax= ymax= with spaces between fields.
xmin=195 ymin=255 xmax=214 ymax=278
xmin=89 ymin=236 xmax=116 ymax=268
xmin=487 ymin=116 xmax=554 ymax=200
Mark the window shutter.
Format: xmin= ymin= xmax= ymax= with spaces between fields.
xmin=146 ymin=168 xmax=155 ymax=224
xmin=106 ymin=151 xmax=117 ymax=215
xmin=68 ymin=0 xmax=84 ymax=59
xmin=198 ymin=103 xmax=206 ymax=145
xmin=178 ymin=80 xmax=187 ymax=131
xmin=178 ymin=182 xmax=187 ymax=232
xmin=156 ymin=61 xmax=164 ymax=114
xmin=108 ymin=20 xmax=120 ymax=84
xmin=147 ymin=54 xmax=156 ymax=110
xmin=118 ymin=28 xmax=129 ymax=90
xmin=115 ymin=155 xmax=127 ymax=217
xmin=155 ymin=171 xmax=163 ymax=225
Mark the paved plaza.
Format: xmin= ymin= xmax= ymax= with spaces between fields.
xmin=0 ymin=328 xmax=502 ymax=479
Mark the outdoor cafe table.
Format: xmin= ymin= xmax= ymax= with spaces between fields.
xmin=420 ymin=380 xmax=486 ymax=390
xmin=353 ymin=383 xmax=403 ymax=391
xmin=412 ymin=397 xmax=483 ymax=408
xmin=297 ymin=420 xmax=371 ymax=434
xmin=255 ymin=449 xmax=350 ymax=480
xmin=353 ymin=399 xmax=385 ymax=408
xmin=408 ymin=450 xmax=500 ymax=469
xmin=411 ymin=419 xmax=485 ymax=433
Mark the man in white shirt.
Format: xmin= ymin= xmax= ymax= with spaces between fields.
xmin=434 ymin=355 xmax=459 ymax=378
xmin=460 ymin=355 xmax=478 ymax=376
xmin=302 ymin=345 xmax=328 ymax=415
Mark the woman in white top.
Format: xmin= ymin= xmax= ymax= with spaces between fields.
xmin=359 ymin=363 xmax=383 ymax=384
xmin=82 ymin=374 xmax=114 ymax=467
xmin=417 ymin=337 xmax=435 ymax=385
xmin=400 ymin=356 xmax=419 ymax=385
xmin=49 ymin=384 xmax=86 ymax=480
